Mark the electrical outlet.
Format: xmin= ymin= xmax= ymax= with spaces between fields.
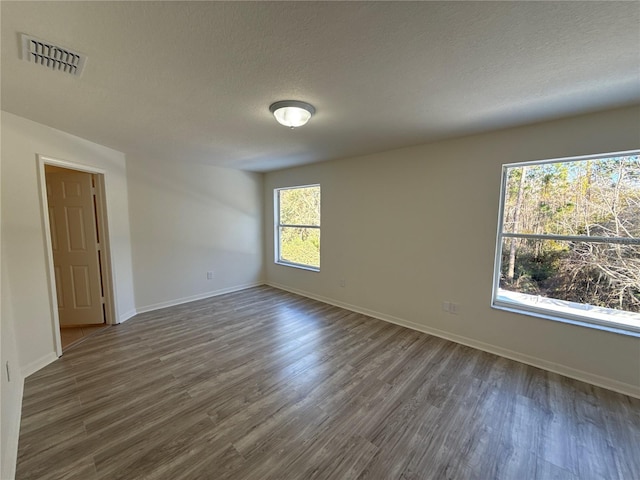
xmin=340 ymin=279 xmax=346 ymax=287
xmin=442 ymin=301 xmax=460 ymax=315
xmin=206 ymin=271 xmax=214 ymax=280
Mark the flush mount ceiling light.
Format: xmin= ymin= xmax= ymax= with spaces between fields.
xmin=269 ymin=100 xmax=316 ymax=128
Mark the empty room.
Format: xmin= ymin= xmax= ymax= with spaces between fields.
xmin=1 ymin=2 xmax=639 ymax=479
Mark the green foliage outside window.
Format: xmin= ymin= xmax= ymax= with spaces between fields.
xmin=277 ymin=185 xmax=320 ymax=269
xmin=280 ymin=227 xmax=320 ymax=268
xmin=500 ymin=155 xmax=640 ymax=313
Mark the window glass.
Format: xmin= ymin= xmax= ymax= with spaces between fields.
xmin=279 ymin=227 xmax=320 ymax=268
xmin=279 ymin=187 xmax=320 ymax=226
xmin=494 ymin=153 xmax=640 ymax=334
xmin=276 ymin=185 xmax=320 ymax=270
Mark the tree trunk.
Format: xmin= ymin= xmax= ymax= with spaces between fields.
xmin=507 ymin=167 xmax=527 ymax=281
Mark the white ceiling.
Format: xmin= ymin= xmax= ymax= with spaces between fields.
xmin=2 ymin=2 xmax=639 ymax=172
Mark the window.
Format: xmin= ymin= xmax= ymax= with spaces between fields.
xmin=492 ymin=151 xmax=640 ymax=335
xmin=275 ymin=185 xmax=320 ymax=271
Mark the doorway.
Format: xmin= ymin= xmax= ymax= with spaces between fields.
xmin=39 ymin=157 xmax=116 ymax=354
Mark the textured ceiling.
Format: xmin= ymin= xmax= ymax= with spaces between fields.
xmin=2 ymin=1 xmax=639 ymax=172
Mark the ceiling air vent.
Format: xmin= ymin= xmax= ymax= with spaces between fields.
xmin=21 ymin=34 xmax=87 ymax=77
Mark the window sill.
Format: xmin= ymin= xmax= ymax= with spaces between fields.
xmin=275 ymin=261 xmax=320 ymax=272
xmin=492 ymin=290 xmax=640 ymax=337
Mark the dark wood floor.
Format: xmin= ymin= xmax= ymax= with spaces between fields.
xmin=60 ymin=324 xmax=109 ymax=351
xmin=16 ymin=286 xmax=640 ymax=480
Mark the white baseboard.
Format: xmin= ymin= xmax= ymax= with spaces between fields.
xmin=20 ymin=351 xmax=58 ymax=379
xmin=118 ymin=309 xmax=137 ymax=324
xmin=1 ymin=377 xmax=24 ymax=480
xmin=267 ymin=282 xmax=640 ymax=399
xmin=134 ymin=282 xmax=265 ymax=315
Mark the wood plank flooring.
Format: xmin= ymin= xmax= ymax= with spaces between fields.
xmin=16 ymin=286 xmax=640 ymax=480
xmin=60 ymin=324 xmax=109 ymax=351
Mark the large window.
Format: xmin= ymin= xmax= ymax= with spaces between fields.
xmin=493 ymin=151 xmax=640 ymax=334
xmin=275 ymin=185 xmax=320 ymax=271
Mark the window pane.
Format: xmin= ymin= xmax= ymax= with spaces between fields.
xmin=503 ymin=156 xmax=640 ymax=238
xmin=279 ymin=227 xmax=320 ymax=268
xmin=498 ymin=237 xmax=640 ymax=314
xmin=279 ymin=186 xmax=320 ymax=226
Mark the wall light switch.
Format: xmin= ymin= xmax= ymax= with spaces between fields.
xmin=206 ymin=271 xmax=214 ymax=280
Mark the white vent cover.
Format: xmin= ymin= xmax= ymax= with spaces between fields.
xmin=21 ymin=34 xmax=86 ymax=76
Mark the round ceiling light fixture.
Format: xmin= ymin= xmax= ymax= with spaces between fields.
xmin=269 ymin=100 xmax=316 ymax=128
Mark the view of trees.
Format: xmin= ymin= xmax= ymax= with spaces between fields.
xmin=499 ymin=155 xmax=640 ymax=313
xmin=278 ymin=186 xmax=320 ymax=268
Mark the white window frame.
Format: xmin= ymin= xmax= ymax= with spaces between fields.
xmin=274 ymin=184 xmax=320 ymax=272
xmin=491 ymin=150 xmax=640 ymax=337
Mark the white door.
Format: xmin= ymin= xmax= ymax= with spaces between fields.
xmin=46 ymin=169 xmax=105 ymax=326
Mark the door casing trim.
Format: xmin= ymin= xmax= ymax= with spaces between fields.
xmin=37 ymin=154 xmax=119 ymax=357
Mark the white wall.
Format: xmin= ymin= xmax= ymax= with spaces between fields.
xmin=1 ymin=253 xmax=23 ymax=480
xmin=0 ymin=111 xmax=137 ymax=478
xmin=1 ymin=135 xmax=23 ymax=480
xmin=264 ymin=105 xmax=640 ymax=397
xmin=127 ymin=156 xmax=263 ymax=311
xmin=1 ymin=111 xmax=136 ymax=368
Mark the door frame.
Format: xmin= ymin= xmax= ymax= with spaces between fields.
xmin=37 ymin=154 xmax=118 ymax=356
